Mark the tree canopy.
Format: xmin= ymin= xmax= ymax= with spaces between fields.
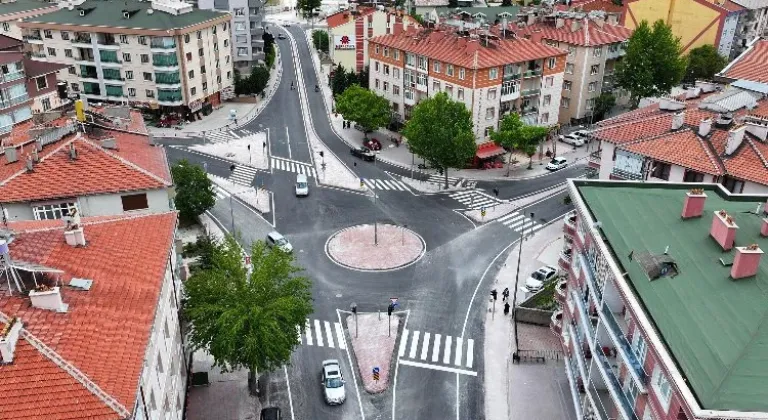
xmin=685 ymin=44 xmax=728 ymax=82
xmin=615 ymin=20 xmax=687 ymax=108
xmin=312 ymin=30 xmax=330 ymax=53
xmin=184 ymin=235 xmax=313 ymax=394
xmin=334 ymin=84 xmax=390 ymax=135
xmin=592 ymin=93 xmax=616 ymax=122
xmin=297 ymin=0 xmax=321 ymax=18
xmin=402 ymin=92 xmax=476 ymax=188
xmin=171 ymin=159 xmax=215 ymax=224
xmin=331 ymin=64 xmax=363 ymax=97
xmin=490 ymin=113 xmax=549 ymax=172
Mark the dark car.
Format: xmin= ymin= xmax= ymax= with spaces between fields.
xmin=277 ymin=33 xmax=286 ymax=40
xmin=260 ymin=407 xmax=282 ymax=420
xmin=363 ymin=138 xmax=382 ymax=151
xmin=350 ymin=147 xmax=375 ymax=161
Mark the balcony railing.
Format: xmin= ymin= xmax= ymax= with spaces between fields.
xmin=611 ymin=167 xmax=644 ymax=180
xmin=30 ymin=52 xmax=47 ymax=60
xmin=522 ymin=88 xmax=540 ymax=97
xmin=150 ymin=39 xmax=177 ymax=49
xmin=504 ymin=72 xmax=522 ymax=80
xmin=24 ymin=34 xmax=43 ymax=42
xmin=563 ymin=356 xmax=585 ymax=419
xmin=522 ymin=69 xmax=542 ymax=78
xmin=522 ymin=107 xmax=538 ymax=115
xmin=558 ymin=250 xmax=572 ymax=273
xmin=600 ymin=305 xmax=649 ymax=388
xmin=571 ymin=288 xmax=596 ymax=344
xmin=0 ymin=94 xmax=29 ymax=110
xmin=586 ymin=382 xmax=612 ymax=420
xmin=0 ymin=70 xmax=25 ymax=84
xmin=594 ymin=343 xmax=639 ymax=420
xmin=588 ymin=150 xmax=601 ymax=167
xmin=580 ymin=252 xmax=604 ymax=302
xmin=73 ymin=35 xmax=92 ymax=44
xmin=569 ymin=323 xmax=590 ymax=379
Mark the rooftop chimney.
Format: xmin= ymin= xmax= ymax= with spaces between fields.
xmin=527 ymin=13 xmax=536 ymax=26
xmin=761 ymin=218 xmax=768 ymax=237
xmin=531 ymin=29 xmax=543 ymax=44
xmin=556 ymin=18 xmax=565 ymax=28
xmin=100 ymin=138 xmax=117 ymax=149
xmin=0 ymin=318 xmax=22 ymax=364
xmin=4 ymin=146 xmax=18 ymax=164
xmin=745 ymin=119 xmax=768 ymax=141
xmin=681 ymin=189 xmax=706 ymax=219
xmin=725 ymin=125 xmax=746 ymax=156
xmin=699 ymin=118 xmax=712 ymax=137
xmin=68 ymin=143 xmax=77 ymax=160
xmin=685 ymin=87 xmax=702 ymax=99
xmin=731 ymin=245 xmax=763 ymax=280
xmin=710 ymin=210 xmax=738 ymax=251
xmin=672 ymin=111 xmax=685 ymax=130
xmin=35 ymin=138 xmax=43 ymax=152
xmin=25 ymin=155 xmax=34 ymax=172
xmin=696 ymin=80 xmax=718 ymax=93
xmin=29 ymin=286 xmax=68 ymax=312
xmin=64 ymin=209 xmax=85 ymax=247
xmin=606 ymin=13 xmax=618 ymax=25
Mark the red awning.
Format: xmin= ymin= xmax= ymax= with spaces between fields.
xmin=476 ymin=142 xmax=506 ymax=159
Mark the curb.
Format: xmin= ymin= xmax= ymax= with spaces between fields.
xmin=323 ymin=224 xmax=426 ymax=273
xmin=168 ymin=145 xmax=270 ymax=173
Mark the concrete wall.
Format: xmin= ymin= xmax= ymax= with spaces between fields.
xmin=2 ymin=189 xmax=171 ymax=221
xmin=598 ymin=142 xmax=615 ymax=179
xmin=515 ymin=307 xmax=554 ymax=326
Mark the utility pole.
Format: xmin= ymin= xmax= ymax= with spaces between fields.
xmin=512 ymin=212 xmax=534 ymax=355
xmin=387 ymin=303 xmax=394 ymax=336
xmin=351 ymin=303 xmax=358 ymax=338
xmin=229 ymin=164 xmax=236 ymax=233
xmin=490 ymin=289 xmax=498 ymax=320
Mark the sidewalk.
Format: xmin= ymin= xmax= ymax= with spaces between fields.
xmin=483 ymin=221 xmax=577 ymax=420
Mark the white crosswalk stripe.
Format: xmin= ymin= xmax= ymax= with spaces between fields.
xmin=271 ymin=157 xmax=317 ymax=177
xmin=297 ymin=318 xmax=349 ymax=350
xmin=238 ymin=128 xmax=254 ymax=136
xmin=427 ymin=174 xmax=461 ymax=184
xmin=213 ymin=185 xmax=231 ymax=201
xmin=229 ymin=165 xmax=259 ymax=186
xmin=398 ymin=329 xmax=475 ymax=370
xmin=362 ymin=178 xmax=411 ymax=192
xmin=449 ymin=190 xmax=502 ymax=210
xmin=204 ymin=130 xmax=236 ymax=144
xmin=496 ymin=211 xmax=543 ymax=234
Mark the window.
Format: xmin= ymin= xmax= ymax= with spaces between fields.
xmin=568 ymin=46 xmax=576 ymax=56
xmin=432 ymin=81 xmax=440 ymax=92
xmin=393 ymin=68 xmax=399 ymax=79
xmin=202 ymin=81 xmax=208 ymax=90
xmin=561 ymin=97 xmax=570 ymax=108
xmin=590 ymin=64 xmax=599 ymax=75
xmin=547 ymin=57 xmax=556 ymax=69
xmin=125 ymin=70 xmax=134 ymax=80
xmin=543 ymin=94 xmax=551 ymax=106
xmin=44 ymin=30 xmax=52 ymax=39
xmin=501 ymin=81 xmax=518 ymax=95
xmin=184 ymin=34 xmax=190 ymax=43
xmin=217 ymin=75 xmax=221 ymax=83
xmin=128 ymin=87 xmax=136 ymax=97
xmin=138 ymin=36 xmax=146 ymax=45
xmin=188 ymin=70 xmax=195 ymax=79
xmin=156 ymin=353 xmax=164 ymax=374
xmin=393 ymin=85 xmax=400 ymax=95
xmin=201 ymin=65 xmax=206 ymax=74
xmin=652 ymin=366 xmax=673 ymax=410
xmin=489 ymin=67 xmax=498 ymax=80
xmin=565 ymin=63 xmax=574 ymax=74
xmin=586 ymin=98 xmax=595 ymax=110
xmin=119 ymin=34 xmax=128 ymax=43
xmin=143 ymin=72 xmax=152 ymax=81
xmin=237 ymin=47 xmax=248 ymax=56
xmin=140 ymin=54 xmax=149 ymax=64
xmin=191 ymin=86 xmax=197 ymax=95
xmin=433 ymin=61 xmax=441 ymax=73
xmin=33 ymin=202 xmax=77 ymax=220
xmin=383 ymin=81 xmax=389 ymax=92
xmin=446 ymin=64 xmax=454 ymax=76
xmin=41 ymin=97 xmax=51 ymax=111
xmin=197 ymin=30 xmax=202 ymax=39
xmin=588 ymin=82 xmax=597 ymax=92
xmin=223 ymin=39 xmax=229 ymax=47
xmin=122 ymin=52 xmax=131 ymax=62
xmin=383 ymin=64 xmax=390 ymax=75
xmin=445 ymin=84 xmax=453 ymax=98
xmin=540 ymin=112 xmax=549 ymax=123
xmin=416 ymin=72 xmax=427 ymax=86
xmin=121 ymin=194 xmax=149 ymax=211
xmin=35 ymin=76 xmax=47 ymax=90
xmin=418 ymin=56 xmax=427 ymax=71
xmin=64 ymin=49 xmax=73 ymax=58
xmin=394 ymin=50 xmax=400 ymax=60
xmin=375 ymin=79 xmax=380 ymax=89
xmin=624 ymin=374 xmax=640 ymax=408
xmin=650 ymin=162 xmax=671 ymax=180
xmin=375 ymin=45 xmax=380 ymax=55
xmin=226 ymin=55 xmax=230 ymax=64
xmin=146 ymin=89 xmax=155 ymax=98
xmin=683 ymin=170 xmax=705 ymax=182
xmin=234 ymin=7 xmax=244 ymax=15
xmin=47 ymin=47 xmax=56 ymax=57
xmin=71 ymin=83 xmax=79 ymax=92
xmin=236 ymin=34 xmax=247 ymax=43
xmin=215 ymin=59 xmax=220 ymax=69
xmin=485 ymin=107 xmax=495 ymax=120
xmin=457 ymin=88 xmax=464 ymax=100
xmin=164 ymin=319 xmax=171 ymax=339
xmin=459 ymin=68 xmax=465 ymax=80
xmin=227 ymin=71 xmax=232 ymax=79
xmin=487 ymin=89 xmax=497 ymax=100
xmin=544 ymin=76 xmax=554 ymax=88
xmin=593 ymin=46 xmax=602 ymax=56
xmin=375 ymin=61 xmax=380 ymax=72
xmin=61 ymin=32 xmax=70 ymax=41
xmin=2 ymin=23 xmax=9 ymax=32
xmin=383 ymin=47 xmax=389 ymax=56
xmin=68 ymin=66 xmax=76 ymax=75
xmin=199 ymin=48 xmax=204 ymax=57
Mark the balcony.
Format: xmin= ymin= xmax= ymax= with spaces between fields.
xmin=404 ymin=92 xmax=416 ymax=106
xmin=580 ymin=252 xmax=604 ymax=303
xmin=503 ymin=72 xmax=521 ymax=81
xmin=593 ymin=344 xmax=638 ymax=420
xmin=24 ymin=34 xmax=44 ymax=44
xmin=571 ymin=288 xmax=596 ymax=344
xmin=415 ymin=82 xmax=428 ymax=93
xmin=500 ymin=89 xmax=520 ymax=102
xmin=611 ymin=167 xmax=644 ymax=180
xmin=30 ymin=51 xmax=47 ymax=61
xmin=158 ymin=89 xmax=183 ymax=106
xmin=600 ymin=305 xmax=649 ymax=390
xmin=564 ymin=356 xmax=585 ymax=419
xmin=559 ymin=249 xmax=572 ymax=273
xmin=79 ymin=73 xmax=99 ymax=82
xmin=550 ymin=310 xmax=564 ymax=337
xmin=0 ymin=94 xmax=30 ymax=110
xmin=586 ymin=382 xmax=613 ymax=420
xmin=522 ymin=88 xmax=540 ymax=97
xmin=521 ymin=106 xmax=538 ymax=116
xmin=96 ymin=36 xmax=120 ymax=50
xmin=152 ymin=54 xmax=180 ymax=71
xmin=155 ymin=75 xmax=181 ymax=89
xmin=522 ymin=69 xmax=542 ymax=78
xmin=569 ymin=323 xmax=590 ymax=379
xmin=588 ymin=150 xmax=601 ymax=169
xmin=0 ymin=70 xmax=25 ymax=84
xmin=72 ymin=35 xmax=93 ymax=47
xmin=564 ymin=211 xmax=577 ymax=236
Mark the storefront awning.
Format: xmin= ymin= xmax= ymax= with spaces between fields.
xmin=476 ymin=142 xmax=506 ymax=159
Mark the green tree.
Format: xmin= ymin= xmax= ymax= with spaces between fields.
xmin=312 ymin=30 xmax=330 ymax=53
xmin=592 ymin=93 xmax=616 ymax=122
xmin=171 ymin=159 xmax=215 ymax=224
xmin=331 ymin=64 xmax=349 ymax=97
xmin=233 ymin=69 xmax=245 ymax=95
xmin=685 ymin=44 xmax=728 ymax=82
xmin=184 ymin=236 xmax=313 ymax=395
xmin=615 ymin=20 xmax=687 ymax=108
xmin=297 ymin=0 xmax=321 ymax=19
xmin=249 ymin=66 xmax=270 ymax=94
xmin=357 ymin=65 xmax=370 ymax=90
xmin=490 ymin=113 xmax=549 ymax=174
xmin=402 ymin=92 xmax=476 ymax=188
xmin=335 ymin=85 xmax=390 ymax=136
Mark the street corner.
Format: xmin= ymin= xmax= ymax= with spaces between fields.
xmin=346 ymin=312 xmax=401 ymax=394
xmin=324 ymin=224 xmax=426 ymax=272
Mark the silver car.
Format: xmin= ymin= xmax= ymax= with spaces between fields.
xmin=321 ymin=360 xmax=346 ymax=405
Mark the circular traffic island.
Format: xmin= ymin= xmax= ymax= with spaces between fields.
xmin=325 ymin=224 xmax=426 ymax=272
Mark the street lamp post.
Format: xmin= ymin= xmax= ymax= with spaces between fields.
xmin=228 ymin=165 xmax=236 ymax=233
xmin=512 ymin=212 xmax=534 ymax=356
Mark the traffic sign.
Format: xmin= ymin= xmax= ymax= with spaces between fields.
xmin=372 ymin=367 xmax=380 ymax=381
xmin=481 ymin=207 xmax=487 ymax=217
xmin=373 ymin=367 xmax=380 ymax=373
xmin=360 ymin=178 xmax=364 ymax=187
xmin=390 ymin=297 xmax=399 ymax=307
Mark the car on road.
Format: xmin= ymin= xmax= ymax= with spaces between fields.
xmin=546 ymin=157 xmax=568 ymax=171
xmin=559 ymin=133 xmax=585 ymax=147
xmin=350 ymin=147 xmax=375 ymax=161
xmin=266 ymin=231 xmax=293 ymax=253
xmin=260 ymin=407 xmax=282 ymax=420
xmin=363 ymin=138 xmax=382 ymax=151
xmin=321 ymin=359 xmax=346 ymax=405
xmin=524 ymin=265 xmax=559 ymax=294
xmin=295 ymin=173 xmax=308 ymax=196
xmin=277 ymin=33 xmax=286 ymax=40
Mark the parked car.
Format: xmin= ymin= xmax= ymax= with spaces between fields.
xmin=350 ymin=147 xmax=375 ymax=161
xmin=572 ymin=130 xmax=591 ymax=140
xmin=260 ymin=407 xmax=282 ymax=420
xmin=546 ymin=157 xmax=568 ymax=171
xmin=524 ymin=265 xmax=559 ymax=294
xmin=266 ymin=231 xmax=293 ymax=253
xmin=321 ymin=360 xmax=346 ymax=405
xmin=559 ymin=134 xmax=585 ymax=147
xmin=363 ymin=138 xmax=382 ymax=151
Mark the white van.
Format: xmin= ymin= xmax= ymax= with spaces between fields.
xmin=266 ymin=231 xmax=293 ymax=253
xmin=295 ymin=174 xmax=309 ymax=196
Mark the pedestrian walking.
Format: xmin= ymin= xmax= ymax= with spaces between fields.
xmin=502 ymin=287 xmax=510 ymax=302
xmin=504 ymin=302 xmax=510 ymax=316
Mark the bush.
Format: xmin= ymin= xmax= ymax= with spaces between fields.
xmin=266 ymin=44 xmax=276 ymax=68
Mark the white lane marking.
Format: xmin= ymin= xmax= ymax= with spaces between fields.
xmin=334 ymin=322 xmax=347 ymax=350
xmin=398 ymin=359 xmax=477 ymax=377
xmin=376 ymin=180 xmax=391 ymax=191
xmin=398 ymin=329 xmax=409 ymax=357
xmin=409 ymin=330 xmax=420 ymax=359
xmin=454 ymin=337 xmax=463 ymax=367
xmin=443 ymin=336 xmax=452 ymax=365
xmin=324 ymin=321 xmax=335 ymax=349
xmin=335 ymin=309 xmax=364 ymax=420
xmin=432 ymin=334 xmax=441 ymax=362
xmin=304 ymin=319 xmax=313 ymax=346
xmin=497 ymin=212 xmax=520 ymax=223
xmin=466 ymin=339 xmax=474 ymax=368
xmin=286 ymin=126 xmax=292 ymax=159
xmin=283 ymin=365 xmax=296 ymax=420
xmin=314 ymin=319 xmax=324 ymax=347
xmin=364 ymin=179 xmax=376 ymax=190
xmin=420 ymin=333 xmax=431 ymax=361
xmin=229 ymin=130 xmax=241 ymax=139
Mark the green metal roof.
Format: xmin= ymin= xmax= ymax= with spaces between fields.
xmin=576 ymin=181 xmax=768 ymax=413
xmin=0 ymin=0 xmax=55 ymax=16
xmin=22 ymin=0 xmax=228 ymax=31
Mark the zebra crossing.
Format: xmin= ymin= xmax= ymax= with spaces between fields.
xmin=297 ymin=319 xmax=348 ymax=350
xmin=362 ymin=178 xmax=411 ymax=192
xmin=229 ymin=165 xmax=259 ymax=186
xmin=398 ymin=329 xmax=476 ymax=373
xmin=426 ymin=174 xmax=477 ymax=189
xmin=496 ymin=211 xmax=542 ymax=234
xmin=271 ymin=157 xmax=317 ymax=177
xmin=449 ymin=190 xmax=502 ymax=210
xmin=203 ymin=128 xmax=257 ymax=143
xmin=213 ymin=185 xmax=232 ymax=200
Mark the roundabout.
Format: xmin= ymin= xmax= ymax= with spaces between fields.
xmin=324 ymin=224 xmax=426 ymax=272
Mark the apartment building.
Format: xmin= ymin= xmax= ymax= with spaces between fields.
xmin=198 ymin=0 xmax=266 ymax=73
xmin=0 ymin=210 xmax=187 ymax=420
xmin=556 ymin=179 xmax=768 ymax=420
xmin=19 ymin=0 xmax=235 ymax=118
xmin=327 ymin=7 xmax=420 ymax=73
xmin=514 ymin=11 xmax=632 ymax=125
xmin=0 ymin=52 xmax=33 ymax=135
xmin=0 ymin=0 xmax=58 ymax=41
xmin=368 ymin=27 xmax=567 ymax=143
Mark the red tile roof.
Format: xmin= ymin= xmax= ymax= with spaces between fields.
xmin=0 ymin=212 xmax=178 ymax=419
xmin=623 ymin=130 xmax=723 ymax=175
xmin=511 ymin=18 xmax=632 ymax=47
xmin=725 ymin=137 xmax=768 ymax=185
xmin=22 ymin=58 xmax=67 ymax=78
xmin=720 ymin=39 xmax=768 ymax=83
xmin=572 ymin=0 xmax=625 ymax=13
xmin=722 ymin=0 xmax=746 ymax=12
xmin=326 ymin=7 xmax=376 ymax=28
xmin=370 ymin=27 xmax=567 ymax=68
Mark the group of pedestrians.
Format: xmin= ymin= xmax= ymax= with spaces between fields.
xmin=502 ymin=287 xmax=511 ymax=316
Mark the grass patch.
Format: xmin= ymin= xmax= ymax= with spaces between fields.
xmin=521 ymin=278 xmax=560 ymax=311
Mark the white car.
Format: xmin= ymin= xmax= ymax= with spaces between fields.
xmin=321 ymin=360 xmax=346 ymax=405
xmin=295 ymin=174 xmax=309 ymax=196
xmin=572 ymin=130 xmax=591 ymax=140
xmin=546 ymin=157 xmax=568 ymax=171
xmin=524 ymin=265 xmax=559 ymax=294
xmin=266 ymin=231 xmax=293 ymax=253
xmin=559 ymin=134 xmax=585 ymax=147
